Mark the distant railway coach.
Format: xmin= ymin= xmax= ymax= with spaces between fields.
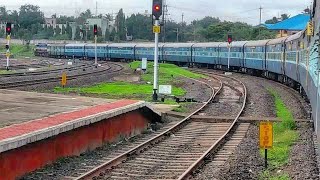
xmin=65 ymin=44 xmax=86 ymax=58
xmin=108 ymin=43 xmax=135 ymax=60
xmin=34 ymin=43 xmax=48 ymax=57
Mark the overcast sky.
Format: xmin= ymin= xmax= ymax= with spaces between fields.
xmin=2 ymin=0 xmax=313 ymax=25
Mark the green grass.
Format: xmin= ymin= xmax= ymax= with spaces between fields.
xmin=54 ymin=62 xmax=206 ymax=101
xmin=0 ymin=44 xmax=35 ymax=58
xmin=55 ymin=82 xmax=185 ymax=100
xmin=0 ymin=70 xmax=14 ymax=74
xmin=259 ymin=89 xmax=298 ymax=179
xmin=259 ymin=171 xmax=290 ymax=180
xmin=129 ymin=61 xmax=205 ymax=84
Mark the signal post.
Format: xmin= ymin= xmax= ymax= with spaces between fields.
xmin=5 ymin=23 xmax=12 ymax=71
xmin=94 ymin=24 xmax=98 ymax=68
xmin=227 ymin=34 xmax=232 ymax=71
xmin=152 ymin=0 xmax=163 ymax=101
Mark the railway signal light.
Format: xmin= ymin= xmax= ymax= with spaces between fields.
xmin=152 ymin=0 xmax=163 ymax=20
xmin=6 ymin=23 xmax=12 ymax=34
xmin=227 ymin=35 xmax=233 ymax=44
xmin=93 ymin=24 xmax=98 ymax=35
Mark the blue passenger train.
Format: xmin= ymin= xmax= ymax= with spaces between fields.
xmin=44 ymin=16 xmax=320 ymax=139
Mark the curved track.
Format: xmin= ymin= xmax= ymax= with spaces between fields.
xmin=0 ymin=62 xmax=124 ymax=89
xmin=0 ymin=62 xmax=92 ymax=77
xmin=74 ymin=72 xmax=247 ymax=180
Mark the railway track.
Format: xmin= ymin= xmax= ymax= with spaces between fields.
xmin=0 ymin=62 xmax=124 ymax=89
xmin=0 ymin=62 xmax=92 ymax=77
xmin=73 ymin=71 xmax=248 ymax=180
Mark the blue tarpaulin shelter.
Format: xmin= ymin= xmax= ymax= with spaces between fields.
xmin=265 ymin=14 xmax=310 ymax=31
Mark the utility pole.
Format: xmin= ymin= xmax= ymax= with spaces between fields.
xmin=259 ymin=6 xmax=262 ymax=36
xmin=182 ymin=13 xmax=184 ymax=24
xmin=175 ymin=28 xmax=179 ymax=42
xmin=96 ymin=1 xmax=98 ymax=16
xmin=162 ymin=1 xmax=168 ymax=43
xmin=259 ymin=6 xmax=262 ymax=25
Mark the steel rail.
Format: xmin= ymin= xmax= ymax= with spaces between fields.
xmin=0 ymin=63 xmax=123 ymax=89
xmin=75 ymin=75 xmax=223 ymax=180
xmin=177 ymin=70 xmax=247 ymax=180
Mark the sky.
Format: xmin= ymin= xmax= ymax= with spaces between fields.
xmin=1 ymin=0 xmax=313 ymax=25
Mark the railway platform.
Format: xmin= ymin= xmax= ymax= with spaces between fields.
xmin=0 ymin=90 xmax=159 ymax=180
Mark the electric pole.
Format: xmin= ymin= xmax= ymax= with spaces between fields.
xmin=259 ymin=6 xmax=262 ymax=25
xmin=175 ymin=28 xmax=179 ymax=42
xmin=182 ymin=13 xmax=184 ymax=24
xmin=259 ymin=6 xmax=263 ymax=36
xmin=96 ymin=1 xmax=98 ymax=16
xmin=162 ymin=1 xmax=168 ymax=43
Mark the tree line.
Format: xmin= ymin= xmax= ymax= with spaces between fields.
xmin=0 ymin=4 xmax=287 ymax=43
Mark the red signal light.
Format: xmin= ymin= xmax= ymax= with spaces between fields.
xmin=154 ymin=4 xmax=161 ymax=12
xmin=93 ymin=24 xmax=98 ymax=35
xmin=227 ymin=35 xmax=232 ymax=44
xmin=6 ymin=23 xmax=12 ymax=34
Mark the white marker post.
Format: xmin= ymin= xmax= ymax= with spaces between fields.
xmin=153 ymin=19 xmax=160 ymax=101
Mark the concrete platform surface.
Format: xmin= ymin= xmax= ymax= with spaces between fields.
xmin=0 ymin=89 xmax=114 ymax=128
xmin=0 ymin=90 xmax=146 ymax=153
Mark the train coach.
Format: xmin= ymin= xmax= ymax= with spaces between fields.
xmin=44 ymin=34 xmax=320 ymax=129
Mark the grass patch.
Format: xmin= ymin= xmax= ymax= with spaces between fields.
xmin=55 ymin=82 xmax=185 ymax=100
xmin=0 ymin=44 xmax=35 ymax=58
xmin=259 ymin=170 xmax=290 ymax=180
xmin=259 ymin=89 xmax=298 ymax=179
xmin=55 ymin=62 xmax=205 ymax=101
xmin=129 ymin=61 xmax=205 ymax=84
xmin=0 ymin=70 xmax=14 ymax=74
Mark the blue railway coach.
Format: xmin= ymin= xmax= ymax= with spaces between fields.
xmin=284 ymin=31 xmax=302 ymax=82
xmin=192 ymin=42 xmax=221 ymax=66
xmin=266 ymin=37 xmax=287 ymax=79
xmin=108 ymin=43 xmax=136 ymax=60
xmin=244 ymin=39 xmax=270 ymax=72
xmin=219 ymin=41 xmax=247 ymax=70
xmin=65 ymin=44 xmax=86 ymax=58
xmin=163 ymin=43 xmax=194 ymax=64
xmin=85 ymin=44 xmax=108 ymax=59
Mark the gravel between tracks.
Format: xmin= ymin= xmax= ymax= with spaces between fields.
xmin=194 ymin=71 xmax=319 ymax=180
xmin=12 ymin=62 xmax=126 ymax=92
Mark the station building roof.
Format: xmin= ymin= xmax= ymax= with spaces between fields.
xmin=266 ymin=14 xmax=310 ymax=31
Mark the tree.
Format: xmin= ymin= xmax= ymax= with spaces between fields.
xmin=115 ymin=9 xmax=126 ymax=40
xmin=57 ymin=15 xmax=76 ymax=24
xmin=0 ymin=6 xmax=9 ymax=22
xmin=75 ymin=26 xmax=81 ymax=40
xmin=265 ymin=17 xmax=279 ymax=24
xmin=54 ymin=25 xmax=61 ymax=36
xmin=280 ymin=14 xmax=290 ymax=21
xmin=47 ymin=26 xmax=54 ymax=38
xmin=105 ymin=29 xmax=110 ymax=41
xmin=61 ymin=25 xmax=66 ymax=35
xmin=303 ymin=7 xmax=311 ymax=14
xmin=66 ymin=22 xmax=72 ymax=40
xmin=18 ymin=4 xmax=44 ymax=30
xmin=77 ymin=9 xmax=92 ymax=24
